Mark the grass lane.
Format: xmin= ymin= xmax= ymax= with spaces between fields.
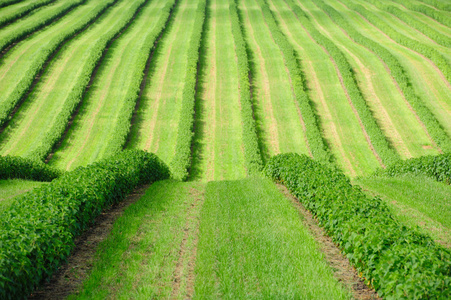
xmin=0 ymin=179 xmax=45 ymax=211
xmin=239 ymin=0 xmax=309 ymax=162
xmin=194 ymin=177 xmax=350 ymax=298
xmin=355 ymin=175 xmax=451 ymax=248
xmin=191 ymin=0 xmax=246 ymax=181
xmin=0 ymin=0 xmax=54 ymax=27
xmin=0 ymin=0 xmax=146 ymax=160
xmin=127 ymin=0 xmax=198 ymax=168
xmin=48 ymin=0 xmax=172 ymax=171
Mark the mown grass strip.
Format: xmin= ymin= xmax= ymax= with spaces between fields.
xmin=229 ymin=0 xmax=263 ymax=174
xmin=170 ymin=0 xmax=207 ymax=181
xmin=286 ymin=0 xmax=400 ymax=166
xmin=314 ymin=1 xmax=451 ymax=153
xmin=265 ymin=153 xmax=451 ymax=298
xmin=0 ymin=0 xmax=86 ymax=54
xmin=0 ymin=0 xmax=118 ymax=129
xmin=0 ymin=0 xmax=55 ymax=27
xmin=0 ymin=179 xmax=46 ymax=211
xmin=0 ymin=150 xmax=170 ymax=298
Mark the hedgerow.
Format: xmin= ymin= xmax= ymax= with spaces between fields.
xmin=375 ymin=153 xmax=451 ymax=184
xmin=416 ymin=0 xmax=451 ymax=11
xmin=313 ymin=0 xmax=451 ymax=152
xmin=285 ymin=0 xmax=400 ymax=166
xmin=340 ymin=0 xmax=451 ymax=83
xmin=0 ymin=150 xmax=170 ymax=298
xmin=264 ymin=153 xmax=451 ymax=298
xmin=0 ymin=0 xmax=55 ymax=27
xmin=229 ymin=0 xmax=263 ymax=174
xmin=170 ymin=0 xmax=207 ymax=181
xmin=0 ymin=0 xmax=119 ymax=128
xmin=390 ymin=0 xmax=451 ymax=27
xmin=0 ymin=155 xmax=62 ymax=181
xmin=258 ymin=0 xmax=331 ymax=163
xmin=0 ymin=0 xmax=23 ymax=9
xmin=0 ymin=0 xmax=87 ymax=54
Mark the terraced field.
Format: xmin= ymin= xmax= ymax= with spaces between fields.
xmin=0 ymin=0 xmax=450 ymax=298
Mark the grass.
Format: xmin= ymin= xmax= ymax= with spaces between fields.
xmin=190 ymin=0 xmax=246 ymax=181
xmin=354 ymin=174 xmax=451 ymax=248
xmin=48 ymin=0 xmax=168 ymax=170
xmin=194 ymin=176 xmax=350 ymax=298
xmin=239 ymin=0 xmax=310 ymax=161
xmin=0 ymin=179 xmax=46 ymax=211
xmin=126 ymin=0 xmax=199 ymax=167
xmin=0 ymin=0 xmax=53 ymax=27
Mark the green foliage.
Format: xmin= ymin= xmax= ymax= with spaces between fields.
xmin=0 ymin=0 xmax=118 ymax=128
xmin=264 ymin=153 xmax=451 ymax=298
xmin=0 ymin=0 xmax=55 ymax=27
xmin=313 ymin=0 xmax=451 ymax=153
xmin=416 ymin=0 xmax=451 ymax=11
xmin=0 ymin=0 xmax=86 ymax=54
xmin=0 ymin=155 xmax=62 ymax=181
xmin=0 ymin=0 xmax=24 ymax=9
xmin=285 ymin=0 xmax=400 ymax=166
xmin=376 ymin=153 xmax=451 ymax=184
xmin=170 ymin=0 xmax=207 ymax=181
xmin=0 ymin=150 xmax=170 ymax=299
xmin=229 ymin=0 xmax=263 ymax=174
xmin=391 ymin=0 xmax=451 ymax=27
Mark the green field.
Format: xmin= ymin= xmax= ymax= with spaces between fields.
xmin=0 ymin=0 xmax=450 ymax=297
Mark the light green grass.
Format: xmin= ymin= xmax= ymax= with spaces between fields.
xmin=48 ymin=0 xmax=167 ymax=170
xmin=0 ymin=0 xmax=50 ymax=25
xmin=0 ymin=179 xmax=46 ymax=211
xmin=194 ymin=176 xmax=350 ymax=298
xmin=127 ymin=0 xmax=198 ymax=166
xmin=71 ymin=180 xmax=205 ymax=299
xmin=190 ymin=0 xmax=246 ymax=181
xmin=354 ymin=175 xmax=451 ymax=248
xmin=240 ymin=0 xmax=309 ymax=161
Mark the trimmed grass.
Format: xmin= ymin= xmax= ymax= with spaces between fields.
xmin=354 ymin=175 xmax=451 ymax=248
xmin=194 ymin=176 xmax=350 ymax=298
xmin=0 ymin=179 xmax=46 ymax=211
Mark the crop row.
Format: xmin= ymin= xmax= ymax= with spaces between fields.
xmin=170 ymin=0 xmax=207 ymax=181
xmin=391 ymin=0 xmax=451 ymax=27
xmin=0 ymin=0 xmax=86 ymax=54
xmin=0 ymin=150 xmax=170 ymax=298
xmin=27 ymin=0 xmax=149 ymax=162
xmin=285 ymin=0 xmax=400 ymax=166
xmin=341 ymin=0 xmax=451 ymax=83
xmin=0 ymin=0 xmax=23 ymax=9
xmin=417 ymin=0 xmax=451 ymax=11
xmin=0 ymin=0 xmax=54 ymax=27
xmin=229 ymin=0 xmax=263 ymax=174
xmin=375 ymin=153 xmax=451 ymax=184
xmin=0 ymin=155 xmax=61 ymax=181
xmin=0 ymin=0 xmax=118 ymax=128
xmin=264 ymin=153 xmax=451 ymax=298
xmin=314 ymin=1 xmax=451 ymax=153
xmin=258 ymin=0 xmax=331 ymax=163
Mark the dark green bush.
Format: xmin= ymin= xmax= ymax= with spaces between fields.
xmin=0 ymin=155 xmax=62 ymax=181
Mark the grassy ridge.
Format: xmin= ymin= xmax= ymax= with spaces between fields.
xmin=390 ymin=0 xmax=451 ymax=27
xmin=0 ymin=0 xmax=55 ymax=27
xmin=0 ymin=179 xmax=46 ymax=211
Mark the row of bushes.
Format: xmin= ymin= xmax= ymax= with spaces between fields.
xmin=340 ymin=0 xmax=451 ymax=83
xmin=391 ymin=0 xmax=451 ymax=27
xmin=415 ymin=0 xmax=451 ymax=11
xmin=259 ymin=0 xmax=331 ymax=163
xmin=103 ymin=0 xmax=177 ymax=155
xmin=0 ymin=150 xmax=170 ymax=298
xmin=170 ymin=0 xmax=207 ymax=181
xmin=26 ymin=0 xmax=149 ymax=162
xmin=375 ymin=153 xmax=451 ymax=184
xmin=264 ymin=153 xmax=451 ymax=298
xmin=314 ymin=1 xmax=451 ymax=153
xmin=0 ymin=155 xmax=62 ymax=181
xmin=229 ymin=0 xmax=263 ymax=174
xmin=0 ymin=0 xmax=119 ymax=128
xmin=0 ymin=0 xmax=54 ymax=27
xmin=0 ymin=0 xmax=87 ymax=53
xmin=285 ymin=0 xmax=400 ymax=166
xmin=0 ymin=0 xmax=23 ymax=9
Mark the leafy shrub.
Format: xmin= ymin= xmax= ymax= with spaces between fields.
xmin=0 ymin=155 xmax=62 ymax=181
xmin=0 ymin=150 xmax=170 ymax=298
xmin=264 ymin=153 xmax=451 ymax=298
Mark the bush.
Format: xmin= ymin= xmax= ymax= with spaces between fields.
xmin=0 ymin=155 xmax=62 ymax=181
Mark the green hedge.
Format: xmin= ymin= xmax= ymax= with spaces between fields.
xmin=0 ymin=150 xmax=170 ymax=298
xmin=0 ymin=0 xmax=23 ymax=9
xmin=264 ymin=153 xmax=451 ymax=298
xmin=170 ymin=0 xmax=207 ymax=181
xmin=0 ymin=155 xmax=62 ymax=181
xmin=229 ymin=0 xmax=263 ymax=174
xmin=391 ymin=0 xmax=451 ymax=27
xmin=416 ymin=0 xmax=451 ymax=11
xmin=0 ymin=0 xmax=55 ymax=27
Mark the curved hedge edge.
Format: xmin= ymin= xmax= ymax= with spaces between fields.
xmin=0 ymin=0 xmax=55 ymax=28
xmin=313 ymin=0 xmax=451 ymax=153
xmin=229 ymin=0 xmax=264 ymax=174
xmin=0 ymin=0 xmax=23 ymax=9
xmin=0 ymin=150 xmax=170 ymax=298
xmin=264 ymin=153 xmax=451 ymax=298
xmin=170 ymin=0 xmax=207 ymax=181
xmin=391 ymin=0 xmax=451 ymax=27
xmin=373 ymin=152 xmax=451 ymax=184
xmin=285 ymin=0 xmax=400 ymax=166
xmin=0 ymin=155 xmax=62 ymax=181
